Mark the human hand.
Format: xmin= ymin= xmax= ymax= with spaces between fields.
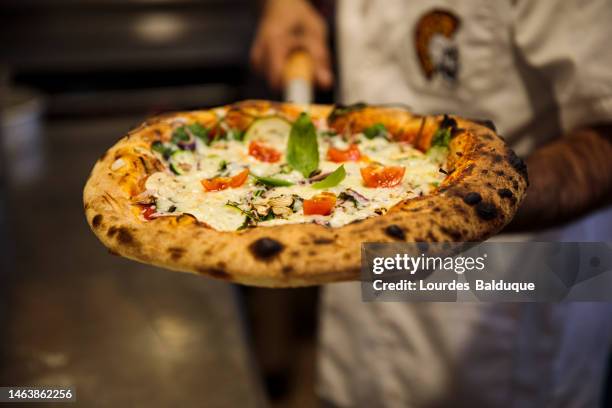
xmin=250 ymin=0 xmax=333 ymax=90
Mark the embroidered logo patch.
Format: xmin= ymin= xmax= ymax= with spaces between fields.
xmin=414 ymin=9 xmax=461 ymax=84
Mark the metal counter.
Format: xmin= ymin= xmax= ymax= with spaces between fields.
xmin=0 ymin=116 xmax=266 ymax=407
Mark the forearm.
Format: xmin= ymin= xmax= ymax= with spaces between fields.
xmin=510 ymin=125 xmax=612 ymax=230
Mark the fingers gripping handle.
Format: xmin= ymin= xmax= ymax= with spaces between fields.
xmin=283 ymin=50 xmax=314 ymax=104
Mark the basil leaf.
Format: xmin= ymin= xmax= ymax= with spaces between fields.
xmin=187 ymin=123 xmax=208 ymax=141
xmin=286 ymin=113 xmax=319 ymax=178
xmin=363 ymin=123 xmax=387 ymax=139
xmin=430 ymin=127 xmax=452 ymax=148
xmin=171 ymin=127 xmax=190 ymax=144
xmin=218 ymin=160 xmax=228 ymax=172
xmin=252 ymin=174 xmax=294 ymax=187
xmin=229 ymin=129 xmax=246 ymax=142
xmin=429 ymin=115 xmax=459 ymax=150
xmin=312 ymin=165 xmax=346 ymax=189
xmin=151 ymin=141 xmax=174 ymax=159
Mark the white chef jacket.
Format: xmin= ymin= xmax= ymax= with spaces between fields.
xmin=318 ymin=1 xmax=612 ymax=407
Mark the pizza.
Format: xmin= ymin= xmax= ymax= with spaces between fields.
xmin=84 ymin=100 xmax=528 ymax=287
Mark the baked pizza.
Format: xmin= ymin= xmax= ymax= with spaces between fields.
xmin=84 ymin=100 xmax=528 ymax=287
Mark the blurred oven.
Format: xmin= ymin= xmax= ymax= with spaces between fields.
xmin=0 ymin=0 xmax=257 ymax=116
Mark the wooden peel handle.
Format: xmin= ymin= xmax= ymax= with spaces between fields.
xmin=283 ymin=50 xmax=314 ymax=84
xmin=282 ymin=50 xmax=314 ymax=103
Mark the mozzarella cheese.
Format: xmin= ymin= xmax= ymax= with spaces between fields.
xmin=145 ymin=129 xmax=446 ymax=231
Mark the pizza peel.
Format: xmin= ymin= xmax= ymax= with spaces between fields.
xmin=283 ymin=50 xmax=314 ymax=105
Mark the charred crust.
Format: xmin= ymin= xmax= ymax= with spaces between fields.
xmin=250 ymin=238 xmax=284 ymax=260
xmin=473 ymin=119 xmax=497 ymax=132
xmin=452 ymin=203 xmax=468 ymax=215
xmin=460 ymin=163 xmax=474 ymax=175
xmin=282 ymin=265 xmax=293 ymax=274
xmin=313 ymin=237 xmax=334 ymax=245
xmin=167 ymin=247 xmax=185 ymax=261
xmin=107 ymin=226 xmax=135 ymax=245
xmin=506 ymin=149 xmax=529 ymax=183
xmin=138 ymin=156 xmax=149 ymax=173
xmin=385 ymin=224 xmax=406 ymax=240
xmin=207 ymin=268 xmax=231 ymax=280
xmin=463 ymin=192 xmax=482 ymax=205
xmin=117 ymin=227 xmax=134 ymax=244
xmin=497 ymin=188 xmax=514 ymax=199
xmin=92 ymin=214 xmax=103 ymax=228
xmin=440 ymin=227 xmax=463 ymax=241
xmin=99 ymin=151 xmax=108 ymax=161
xmin=497 ymin=188 xmax=516 ymax=205
xmin=476 ymin=202 xmax=498 ymax=220
xmin=327 ymin=102 xmax=367 ymax=122
xmin=426 ymin=232 xmax=439 ymax=242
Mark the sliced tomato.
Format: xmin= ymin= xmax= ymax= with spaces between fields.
xmin=142 ymin=205 xmax=156 ymax=220
xmin=303 ymin=192 xmax=337 ymax=216
xmin=327 ymin=144 xmax=362 ymax=162
xmin=360 ymin=164 xmax=406 ymax=188
xmin=202 ymin=168 xmax=250 ymax=191
xmin=248 ymin=141 xmax=281 ymax=163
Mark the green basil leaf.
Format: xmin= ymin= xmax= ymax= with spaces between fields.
xmin=286 ymin=113 xmax=319 ymax=178
xmin=151 ymin=141 xmax=174 ymax=159
xmin=252 ymin=174 xmax=294 ymax=187
xmin=428 ymin=115 xmax=459 ymax=150
xmin=430 ymin=127 xmax=452 ymax=148
xmin=151 ymin=141 xmax=166 ymax=154
xmin=187 ymin=123 xmax=208 ymax=141
xmin=218 ymin=160 xmax=228 ymax=172
xmin=229 ymin=129 xmax=246 ymax=141
xmin=171 ymin=126 xmax=190 ymax=144
xmin=312 ymin=165 xmax=346 ymax=189
xmin=363 ymin=123 xmax=387 ymax=139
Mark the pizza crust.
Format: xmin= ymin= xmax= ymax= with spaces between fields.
xmin=83 ymin=101 xmax=528 ymax=287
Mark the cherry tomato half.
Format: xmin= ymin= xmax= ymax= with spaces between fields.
xmin=360 ymin=165 xmax=406 ymax=188
xmin=303 ymin=192 xmax=337 ymax=216
xmin=202 ymin=168 xmax=250 ymax=191
xmin=248 ymin=141 xmax=281 ymax=163
xmin=327 ymin=144 xmax=362 ymax=163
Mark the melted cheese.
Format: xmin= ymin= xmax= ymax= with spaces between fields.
xmin=145 ymin=132 xmax=446 ymax=231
